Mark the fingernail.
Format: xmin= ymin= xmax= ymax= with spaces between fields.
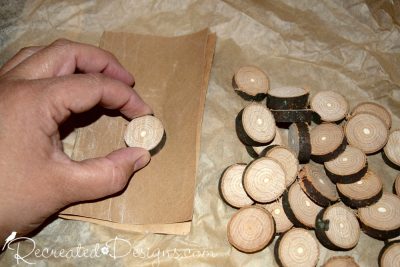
xmin=133 ymin=153 xmax=151 ymax=171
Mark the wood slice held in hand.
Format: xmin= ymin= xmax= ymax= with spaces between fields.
xmin=219 ymin=164 xmax=254 ymax=209
xmin=351 ymin=102 xmax=392 ymax=129
xmin=274 ymin=228 xmax=319 ymax=267
xmin=243 ymin=157 xmax=286 ymax=203
xmin=299 ymin=163 xmax=339 ymax=207
xmin=310 ymin=90 xmax=349 ymax=122
xmin=345 ymin=113 xmax=389 ymax=154
xmin=260 ymin=198 xmax=294 ymax=234
xmin=272 ymin=109 xmax=313 ymax=123
xmin=246 ymin=126 xmax=284 ymax=158
xmin=232 ymin=66 xmax=269 ymax=101
xmin=236 ymin=103 xmax=276 ymax=146
xmin=358 ymin=192 xmax=400 ymax=240
xmin=383 ymin=129 xmax=400 ymax=168
xmin=395 ymin=175 xmax=400 ymax=196
xmin=124 ymin=115 xmax=166 ymax=155
xmin=288 ymin=122 xmax=311 ymax=163
xmin=315 ymin=203 xmax=360 ymax=251
xmin=263 ymin=145 xmax=299 ymax=187
xmin=323 ymin=256 xmax=359 ymax=267
xmin=378 ymin=241 xmax=400 ymax=267
xmin=282 ymin=182 xmax=323 ymax=229
xmin=324 ymin=145 xmax=368 ymax=184
xmin=227 ymin=206 xmax=275 ymax=253
xmin=267 ymin=86 xmax=309 ymax=110
xmin=337 ymin=170 xmax=383 ymax=208
xmin=310 ymin=123 xmax=346 ymax=163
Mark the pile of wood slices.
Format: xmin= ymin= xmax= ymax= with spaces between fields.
xmin=219 ymin=66 xmax=400 ymax=267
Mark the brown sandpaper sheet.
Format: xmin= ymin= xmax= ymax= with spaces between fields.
xmin=61 ymin=29 xmax=216 ymax=232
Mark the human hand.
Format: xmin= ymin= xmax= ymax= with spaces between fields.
xmin=0 ymin=39 xmax=152 ymax=243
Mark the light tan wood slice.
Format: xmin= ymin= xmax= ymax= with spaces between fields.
xmin=219 ymin=164 xmax=254 ymax=208
xmin=261 ymin=198 xmax=293 ymax=234
xmin=233 ymin=66 xmax=269 ymax=98
xmin=310 ymin=90 xmax=349 ymax=122
xmin=227 ymin=206 xmax=275 ymax=253
xmin=265 ymin=145 xmax=299 ymax=187
xmin=267 ymin=86 xmax=309 ymax=110
xmin=252 ymin=127 xmax=285 ymax=155
xmin=243 ymin=157 xmax=286 ymax=203
xmin=310 ymin=123 xmax=345 ymax=159
xmin=124 ymin=115 xmax=165 ymax=151
xmin=384 ymin=130 xmax=400 ymax=167
xmin=345 ymin=113 xmax=389 ymax=154
xmin=276 ymin=228 xmax=319 ymax=267
xmin=379 ymin=241 xmax=400 ymax=267
xmin=358 ymin=192 xmax=400 ymax=240
xmin=351 ymin=102 xmax=392 ymax=129
xmin=323 ymin=256 xmax=359 ymax=267
xmin=395 ymin=175 xmax=400 ymax=196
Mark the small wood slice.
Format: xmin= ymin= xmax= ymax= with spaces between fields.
xmin=267 ymin=86 xmax=309 ymax=110
xmin=288 ymin=122 xmax=311 ymax=163
xmin=274 ymin=228 xmax=319 ymax=267
xmin=246 ymin=127 xmax=284 ymax=158
xmin=383 ymin=130 xmax=400 ymax=168
xmin=232 ymin=66 xmax=269 ymax=101
xmin=124 ymin=115 xmax=165 ymax=155
xmin=315 ymin=203 xmax=360 ymax=251
xmin=261 ymin=198 xmax=294 ymax=234
xmin=283 ymin=182 xmax=323 ymax=229
xmin=323 ymin=256 xmax=359 ymax=267
xmin=395 ymin=175 xmax=400 ymax=196
xmin=227 ymin=206 xmax=275 ymax=253
xmin=243 ymin=157 xmax=286 ymax=203
xmin=358 ymin=192 xmax=400 ymax=240
xmin=324 ymin=146 xmax=368 ymax=184
xmin=345 ymin=113 xmax=389 ymax=154
xmin=299 ymin=163 xmax=339 ymax=207
xmin=219 ymin=164 xmax=254 ymax=208
xmin=236 ymin=103 xmax=276 ymax=146
xmin=351 ymin=102 xmax=392 ymax=129
xmin=272 ymin=109 xmax=313 ymax=123
xmin=310 ymin=123 xmax=346 ymax=163
xmin=310 ymin=91 xmax=349 ymax=122
xmin=337 ymin=170 xmax=383 ymax=208
xmin=378 ymin=241 xmax=400 ymax=267
xmin=264 ymin=146 xmax=299 ymax=187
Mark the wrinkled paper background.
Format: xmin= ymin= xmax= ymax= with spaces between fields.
xmin=0 ymin=0 xmax=399 ymax=266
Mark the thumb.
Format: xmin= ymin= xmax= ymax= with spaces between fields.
xmin=63 ymin=147 xmax=150 ymax=203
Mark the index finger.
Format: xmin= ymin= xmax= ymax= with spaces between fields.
xmin=4 ymin=39 xmax=134 ymax=85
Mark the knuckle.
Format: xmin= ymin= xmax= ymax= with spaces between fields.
xmin=52 ymin=38 xmax=72 ymax=47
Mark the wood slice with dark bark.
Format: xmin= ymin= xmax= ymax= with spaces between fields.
xmin=243 ymin=157 xmax=286 ymax=203
xmin=299 ymin=163 xmax=339 ymax=207
xmin=323 ymin=256 xmax=359 ymax=267
xmin=345 ymin=113 xmax=389 ymax=154
xmin=124 ymin=115 xmax=166 ymax=155
xmin=310 ymin=91 xmax=349 ymax=122
xmin=267 ymin=86 xmax=309 ymax=110
xmin=263 ymin=145 xmax=299 ymax=187
xmin=358 ymin=192 xmax=400 ymax=240
xmin=378 ymin=240 xmax=400 ymax=267
xmin=260 ymin=198 xmax=293 ymax=234
xmin=283 ymin=182 xmax=323 ymax=229
xmin=246 ymin=126 xmax=284 ymax=158
xmin=219 ymin=164 xmax=254 ymax=208
xmin=310 ymin=123 xmax=346 ymax=163
xmin=232 ymin=66 xmax=269 ymax=101
xmin=272 ymin=109 xmax=313 ymax=123
xmin=324 ymin=146 xmax=368 ymax=184
xmin=274 ymin=228 xmax=319 ymax=267
xmin=383 ymin=130 xmax=400 ymax=168
xmin=236 ymin=103 xmax=276 ymax=146
xmin=337 ymin=170 xmax=383 ymax=208
xmin=315 ymin=203 xmax=360 ymax=251
xmin=288 ymin=122 xmax=311 ymax=163
xmin=351 ymin=102 xmax=392 ymax=129
xmin=395 ymin=175 xmax=400 ymax=196
xmin=227 ymin=206 xmax=275 ymax=253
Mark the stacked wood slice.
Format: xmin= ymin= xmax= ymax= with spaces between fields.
xmin=351 ymin=102 xmax=392 ymax=129
xmin=233 ymin=66 xmax=269 ymax=101
xmin=323 ymin=256 xmax=359 ymax=267
xmin=246 ymin=127 xmax=285 ymax=158
xmin=395 ymin=175 xmax=400 ymax=196
xmin=288 ymin=122 xmax=311 ymax=163
xmin=310 ymin=91 xmax=349 ymax=122
xmin=260 ymin=198 xmax=293 ymax=234
xmin=378 ymin=241 xmax=400 ymax=267
xmin=274 ymin=228 xmax=320 ymax=267
xmin=310 ymin=123 xmax=346 ymax=163
xmin=383 ymin=130 xmax=400 ymax=168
